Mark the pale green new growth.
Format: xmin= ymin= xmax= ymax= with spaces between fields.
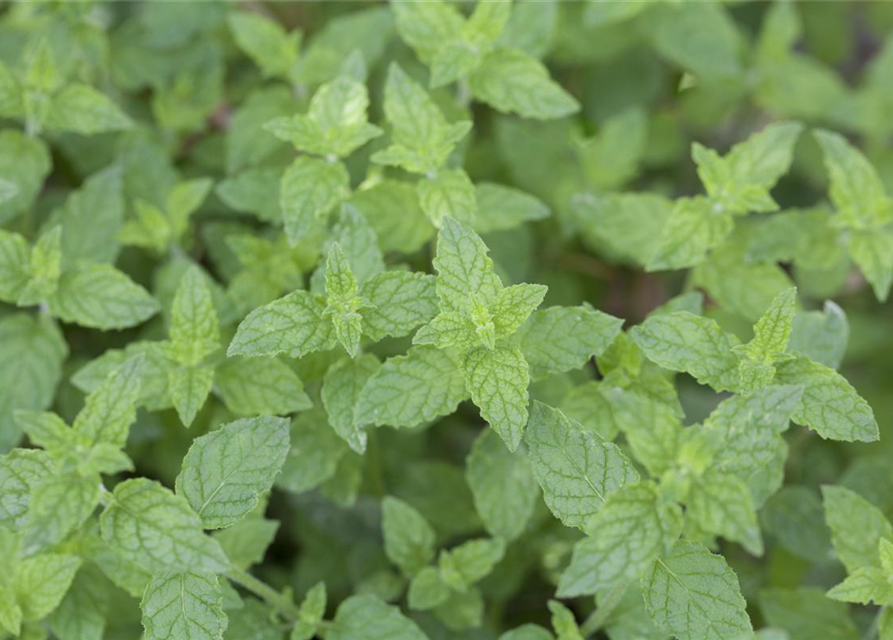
xmin=175 ymin=416 xmax=290 ymax=529
xmin=382 ymin=496 xmax=436 ymax=578
xmin=526 ymin=402 xmax=638 ymax=529
xmin=464 ymin=346 xmax=529 ymax=451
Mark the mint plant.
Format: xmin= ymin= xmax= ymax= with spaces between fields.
xmin=0 ymin=2 xmax=892 ymax=640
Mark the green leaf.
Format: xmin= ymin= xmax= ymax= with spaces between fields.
xmin=602 ymin=387 xmax=681 ymax=477
xmin=49 ymin=263 xmax=159 ymax=330
xmin=266 ymin=76 xmax=380 ymax=158
xmin=647 ymin=196 xmax=733 ymax=271
xmin=213 ymin=518 xmax=279 ymax=570
xmin=170 ymin=364 xmax=215 ymax=428
xmin=276 ymin=409 xmax=348 ymax=494
xmin=346 ymin=181 xmax=435 ymax=255
xmin=548 ymin=600 xmax=583 ymax=640
xmin=520 ymin=305 xmax=623 ymax=379
xmin=631 ymin=312 xmax=741 ymax=392
xmin=497 ymin=624 xmax=554 ymax=640
xmin=408 ymin=566 xmax=450 ymax=611
xmin=526 ymin=402 xmax=638 ymax=529
xmin=392 ymin=0 xmax=464 ymax=67
xmin=227 ymin=12 xmax=299 ymax=80
xmin=0 ymin=131 xmax=51 ymax=224
xmin=814 ymin=128 xmax=893 ymax=229
xmin=491 ymin=283 xmax=548 ymax=339
xmin=759 ymin=588 xmax=860 ymax=640
xmin=322 ymin=354 xmax=380 ymax=453
xmin=463 ymin=345 xmax=530 ymax=451
xmin=141 ymin=571 xmax=227 ymax=640
xmin=100 ymin=478 xmax=229 ymax=573
xmin=356 ymin=345 xmax=468 ymax=428
xmin=24 ymin=472 xmax=100 ymax=551
xmin=360 ymin=271 xmax=438 ymax=341
xmin=280 ymin=156 xmax=350 ymax=244
xmin=0 ymin=230 xmax=30 ymax=302
xmin=431 ymin=216 xmax=501 ymax=313
xmin=228 ymin=290 xmax=335 ymax=358
xmin=71 ymin=355 xmax=144 ymax=448
xmin=558 ymin=482 xmax=682 ymax=597
xmin=474 ymin=182 xmax=550 ymax=233
xmin=466 ymin=428 xmax=538 ymax=541
xmin=641 ymin=541 xmax=752 ymax=640
xmin=417 ymin=169 xmax=478 ymax=227
xmin=439 ymin=538 xmax=505 ymax=591
xmin=822 ymin=485 xmax=893 ymax=573
xmin=15 ymin=553 xmax=81 ymax=621
xmin=381 ymin=496 xmax=436 ymax=578
xmin=46 ymin=84 xmax=133 ymax=134
xmin=788 ymin=300 xmax=848 ymax=369
xmin=215 ymin=357 xmax=312 ymax=417
xmin=329 ymin=594 xmax=427 ymax=640
xmin=775 ymin=356 xmax=878 ymax=442
xmin=0 ymin=449 xmax=53 ymax=529
xmin=827 ymin=567 xmax=893 ymax=605
xmin=849 ymin=229 xmax=893 ymax=302
xmin=469 ymin=49 xmax=579 ymax=120
xmin=49 ymin=564 xmax=109 ymax=640
xmin=324 ymin=242 xmax=366 ymax=357
xmin=176 ymin=416 xmax=290 ymax=529
xmin=372 ymin=63 xmax=471 ymax=175
xmin=740 ymin=287 xmax=798 ymax=364
xmin=0 ymin=313 xmax=67 ymax=450
xmin=688 ymin=469 xmax=763 ymax=556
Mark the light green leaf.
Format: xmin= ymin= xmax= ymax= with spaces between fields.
xmin=688 ymin=470 xmax=763 ymax=556
xmin=776 ymin=356 xmax=878 ymax=442
xmin=49 ymin=564 xmax=108 ymax=640
xmin=280 ymin=156 xmax=350 ymax=244
xmin=641 ymin=541 xmax=752 ymax=640
xmin=759 ymin=588 xmax=859 ymax=640
xmin=497 ymin=624 xmax=554 ymax=640
xmin=213 ymin=518 xmax=279 ymax=570
xmin=0 ymin=449 xmax=53 ymax=529
xmin=741 ymin=287 xmax=798 ymax=364
xmin=228 ymin=290 xmax=335 ymax=358
xmin=466 ymin=428 xmax=538 ymax=541
xmin=170 ymin=364 xmax=215 ymax=428
xmin=176 ymin=416 xmax=290 ymax=529
xmin=849 ymin=229 xmax=893 ymax=302
xmin=100 ymin=478 xmax=229 ymax=573
xmin=215 ymin=357 xmax=312 ymax=417
xmin=814 ymin=128 xmax=893 ymax=229
xmin=71 ymin=355 xmax=144 ymax=449
xmin=417 ymin=169 xmax=478 ymax=227
xmin=0 ymin=230 xmax=30 ymax=302
xmin=464 ymin=345 xmax=529 ymax=451
xmin=439 ymin=538 xmax=505 ymax=591
xmin=328 ymin=594 xmax=427 ymax=640
xmin=55 ymin=165 xmax=124 ymax=268
xmin=432 ymin=216 xmax=501 ymax=313
xmin=0 ymin=313 xmax=67 ymax=450
xmin=474 ymin=182 xmax=550 ymax=233
xmin=381 ymin=496 xmax=436 ymax=578
xmin=46 ymin=84 xmax=133 ymax=134
xmin=526 ymin=402 xmax=638 ymax=529
xmin=822 ymin=485 xmax=893 ymax=573
xmin=322 ymin=354 xmax=380 ymax=453
xmin=631 ymin=312 xmax=741 ymax=392
xmin=49 ymin=263 xmax=159 ymax=330
xmin=330 ymin=206 xmax=385 ymax=286
xmin=346 ymin=181 xmax=435 ymax=255
xmin=371 ymin=63 xmax=471 ymax=175
xmin=520 ymin=305 xmax=623 ymax=379
xmin=16 ymin=553 xmax=81 ymax=621
xmin=827 ymin=567 xmax=893 ymax=605
xmin=602 ymin=387 xmax=681 ymax=477
xmin=575 ymin=107 xmax=648 ymax=191
xmin=356 ymin=345 xmax=468 ymax=428
xmin=491 ymin=283 xmax=548 ymax=339
xmin=558 ymin=482 xmax=682 ymax=597
xmin=548 ymin=600 xmax=583 ymax=640
xmin=228 ymin=12 xmax=299 ymax=80
xmin=360 ymin=271 xmax=438 ymax=341
xmin=408 ymin=566 xmax=450 ymax=611
xmin=469 ymin=49 xmax=579 ymax=120
xmin=788 ymin=300 xmax=848 ymax=369
xmin=276 ymin=409 xmax=348 ymax=494
xmin=647 ymin=196 xmax=732 ymax=271
xmin=392 ymin=0 xmax=464 ymax=67
xmin=141 ymin=571 xmax=227 ymax=640
xmin=24 ymin=473 xmax=100 ymax=551
xmin=324 ymin=242 xmax=366 ymax=357
xmin=0 ymin=131 xmax=51 ymax=224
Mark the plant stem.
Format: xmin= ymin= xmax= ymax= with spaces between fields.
xmin=579 ymin=582 xmax=627 ymax=638
xmin=226 ymin=565 xmax=302 ymax=621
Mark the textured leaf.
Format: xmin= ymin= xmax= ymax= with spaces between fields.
xmin=170 ymin=364 xmax=215 ymax=428
xmin=228 ymin=290 xmax=335 ymax=358
xmin=827 ymin=566 xmax=893 ymax=605
xmin=276 ymin=409 xmax=348 ymax=494
xmin=141 ymin=571 xmax=227 ymax=640
xmin=520 ymin=305 xmax=623 ymax=379
xmin=360 ymin=271 xmax=438 ymax=341
xmin=49 ymin=564 xmax=109 ymax=640
xmin=322 ymin=354 xmax=380 ymax=453
xmin=631 ymin=312 xmax=742 ymax=392
xmin=24 ymin=472 xmax=100 ymax=551
xmin=50 ymin=263 xmax=159 ymax=330
xmin=280 ymin=156 xmax=350 ymax=244
xmin=0 ymin=131 xmax=51 ymax=224
xmin=788 ymin=301 xmax=848 ymax=369
xmin=417 ymin=169 xmax=478 ymax=227
xmin=776 ymin=356 xmax=878 ymax=442
xmin=558 ymin=482 xmax=682 ymax=597
xmin=228 ymin=12 xmax=298 ymax=79
xmin=469 ymin=49 xmax=579 ymax=120
xmin=759 ymin=588 xmax=859 ymax=640
xmin=72 ymin=356 xmax=143 ymax=448
xmin=100 ymin=478 xmax=229 ymax=573
xmin=15 ymin=553 xmax=82 ymax=621
xmin=641 ymin=541 xmax=752 ymax=640
xmin=439 ymin=538 xmax=505 ymax=591
xmin=432 ymin=216 xmax=501 ymax=313
xmin=463 ymin=345 xmax=530 ymax=451
xmin=176 ymin=416 xmax=290 ymax=529
xmin=357 ymin=346 xmax=468 ymax=428
xmin=849 ymin=229 xmax=893 ymax=302
xmin=647 ymin=196 xmax=733 ymax=271
xmin=46 ymin=84 xmax=133 ymax=134
xmin=0 ymin=449 xmax=53 ymax=529
xmin=215 ymin=356 xmax=312 ymax=417
xmin=688 ymin=470 xmax=763 ymax=556
xmin=169 ymin=266 xmax=220 ymax=366
xmin=408 ymin=566 xmax=450 ymax=611
xmin=526 ymin=402 xmax=638 ymax=529
xmin=474 ymin=182 xmax=550 ymax=233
